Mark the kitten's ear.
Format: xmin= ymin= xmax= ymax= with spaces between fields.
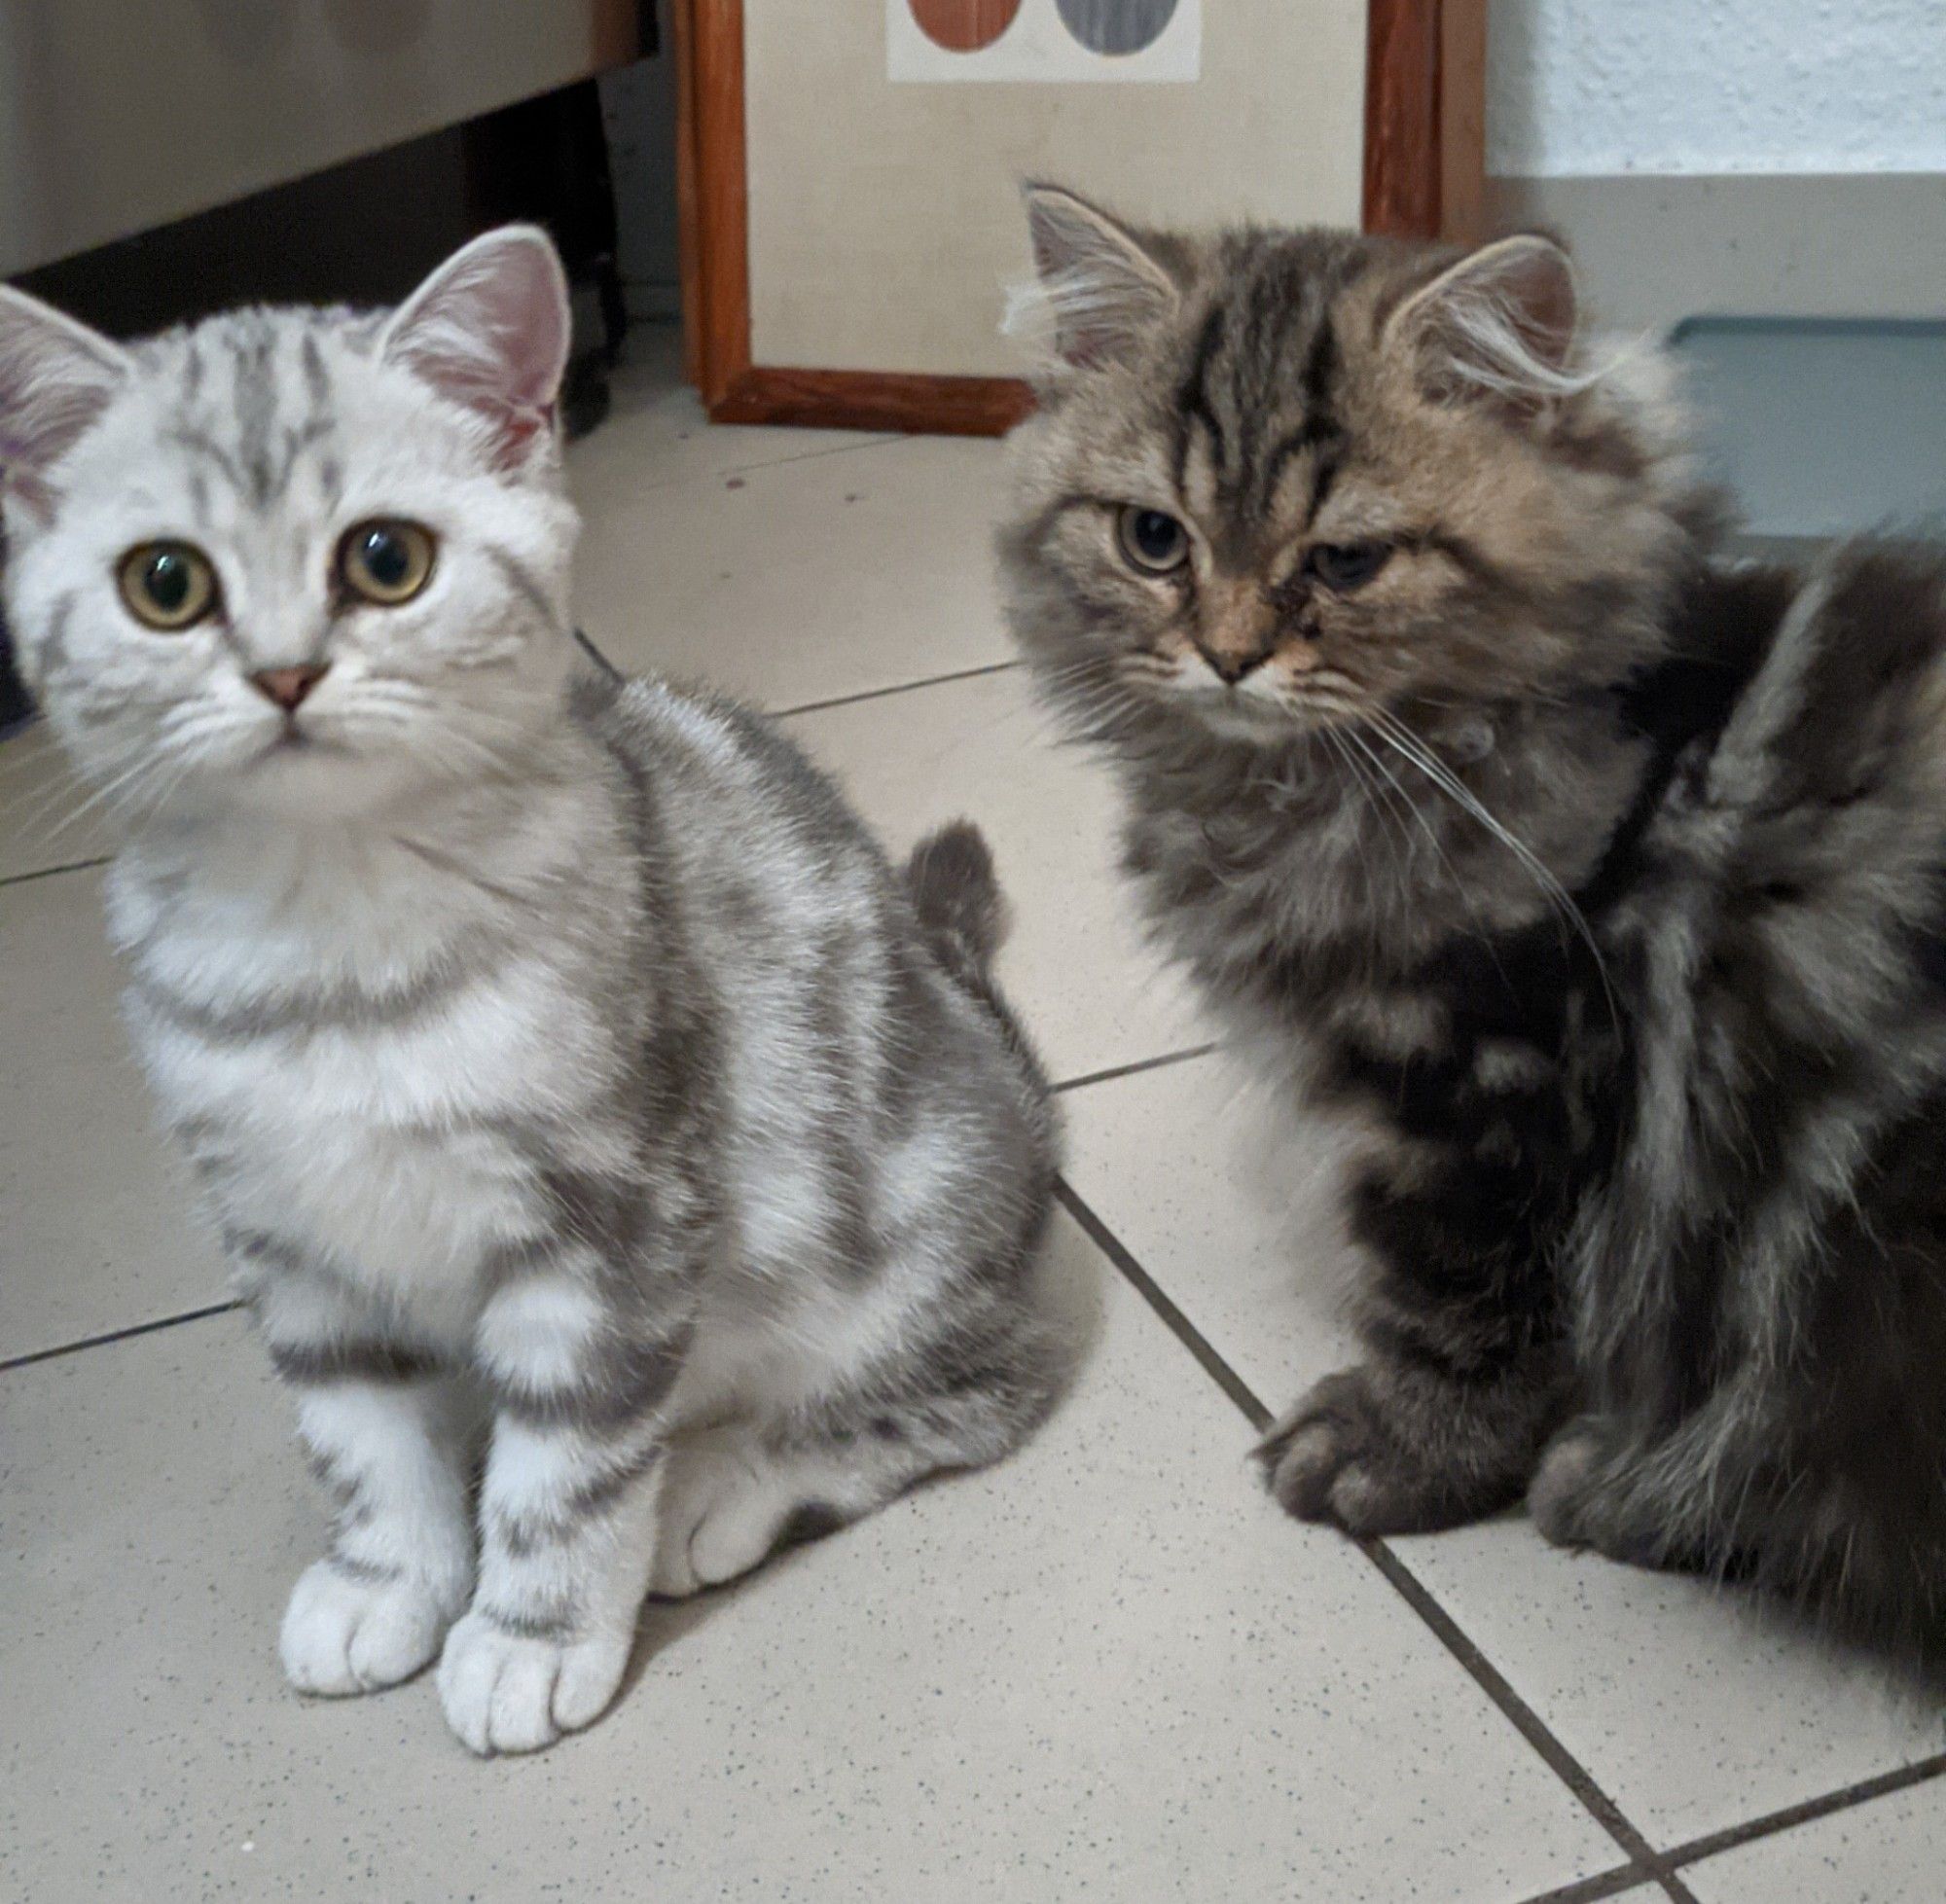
xmin=381 ymin=224 xmax=571 ymax=468
xmin=0 ymin=286 xmax=130 ymax=504
xmin=1014 ymin=184 xmax=1178 ymax=370
xmin=1384 ymin=234 xmax=1580 ymax=410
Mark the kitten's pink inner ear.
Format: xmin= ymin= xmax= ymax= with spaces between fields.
xmin=380 ymin=225 xmax=572 ymax=468
xmin=1022 ymin=185 xmax=1176 ymax=370
xmin=0 ymin=287 xmax=130 ymax=504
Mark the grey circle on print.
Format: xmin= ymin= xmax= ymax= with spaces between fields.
xmin=1056 ymin=0 xmax=1180 ymax=56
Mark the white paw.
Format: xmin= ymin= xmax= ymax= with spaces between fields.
xmin=435 ymin=1610 xmax=631 ymax=1756
xmin=651 ymin=1432 xmax=823 ymax=1599
xmin=279 ymin=1560 xmax=459 ymax=1697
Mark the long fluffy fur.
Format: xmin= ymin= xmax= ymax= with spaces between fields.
xmin=1000 ymin=202 xmax=1946 ymax=1657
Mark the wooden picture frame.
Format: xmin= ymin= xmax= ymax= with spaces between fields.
xmin=673 ymin=0 xmax=1484 ymax=436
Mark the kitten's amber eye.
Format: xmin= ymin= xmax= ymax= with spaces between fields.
xmin=338 ymin=520 xmax=436 ymax=605
xmin=1307 ymin=541 xmax=1393 ymax=593
xmin=117 ymin=542 xmax=217 ymax=631
xmin=1117 ymin=506 xmax=1190 ymax=575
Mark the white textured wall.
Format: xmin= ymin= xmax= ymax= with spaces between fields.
xmin=1489 ymin=0 xmax=1946 ymax=178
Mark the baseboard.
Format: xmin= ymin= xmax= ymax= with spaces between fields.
xmin=707 ymin=368 xmax=1033 ymax=437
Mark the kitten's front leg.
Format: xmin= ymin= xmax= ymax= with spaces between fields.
xmin=437 ymin=1259 xmax=693 ymax=1756
xmin=1258 ymin=1164 xmax=1571 ymax=1535
xmin=251 ymin=1266 xmax=477 ymax=1697
xmin=1259 ymin=1352 xmax=1566 ymax=1534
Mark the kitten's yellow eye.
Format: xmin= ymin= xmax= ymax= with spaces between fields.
xmin=1118 ymin=506 xmax=1190 ymax=575
xmin=338 ymin=520 xmax=436 ymax=605
xmin=117 ymin=542 xmax=217 ymax=631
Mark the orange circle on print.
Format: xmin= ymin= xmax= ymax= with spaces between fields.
xmin=907 ymin=0 xmax=1024 ymax=54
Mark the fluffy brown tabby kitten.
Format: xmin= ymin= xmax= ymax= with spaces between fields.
xmin=1000 ymin=185 xmax=1946 ymax=1652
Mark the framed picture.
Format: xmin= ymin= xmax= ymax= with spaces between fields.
xmin=673 ymin=0 xmax=1483 ymax=434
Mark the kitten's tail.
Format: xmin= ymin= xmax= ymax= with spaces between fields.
xmin=907 ymin=821 xmax=1061 ymax=1201
xmin=906 ymin=820 xmax=1009 ymax=974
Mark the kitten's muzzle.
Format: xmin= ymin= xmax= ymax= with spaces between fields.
xmin=251 ymin=664 xmax=329 ymax=712
xmin=1193 ymin=639 xmax=1269 ymax=685
xmin=1193 ymin=577 xmax=1282 ymax=685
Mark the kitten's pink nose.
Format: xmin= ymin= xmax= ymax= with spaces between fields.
xmin=251 ymin=665 xmax=328 ymax=712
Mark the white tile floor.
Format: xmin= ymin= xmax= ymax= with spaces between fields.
xmin=3 ymin=330 xmax=1942 ymax=1903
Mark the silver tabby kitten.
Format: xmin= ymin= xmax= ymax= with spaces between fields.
xmin=1001 ymin=187 xmax=1946 ymax=1655
xmin=0 ymin=228 xmax=1063 ymax=1753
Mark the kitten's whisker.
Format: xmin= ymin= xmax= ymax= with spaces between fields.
xmin=1367 ymin=706 xmax=1618 ymax=1025
xmin=1349 ymin=718 xmax=1520 ymax=972
xmin=1322 ymin=724 xmax=1402 ymax=860
xmin=0 ymin=740 xmax=69 ymax=785
xmin=1319 ymin=725 xmax=1412 ymax=932
xmin=30 ymin=748 xmax=166 ymax=841
xmin=118 ymin=743 xmax=210 ymax=827
xmin=1342 ymin=723 xmax=1442 ymax=880
xmin=10 ymin=751 xmax=100 ymax=840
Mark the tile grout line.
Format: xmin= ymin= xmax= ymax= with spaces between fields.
xmin=0 ymin=1300 xmax=240 ymax=1375
xmin=564 ymin=625 xmax=1021 ymax=726
xmin=1053 ymin=1178 xmax=1270 ymax=1431
xmin=1360 ymin=1539 xmax=1700 ymax=1904
xmin=573 ymin=427 xmax=906 ymax=508
xmin=1513 ymin=1863 xmax=1658 ymax=1904
xmin=1659 ymin=1748 xmax=1946 ymax=1873
xmin=0 ymin=851 xmax=112 ymax=890
xmin=573 ymin=627 xmax=622 ymax=678
xmin=1051 ymin=1173 xmax=1699 ymax=1904
xmin=773 ymin=661 xmax=1022 ymax=722
xmin=1053 ymin=1044 xmax=1217 ymax=1096
xmin=593 ymin=417 xmax=907 ymax=493
xmin=708 ymin=432 xmax=906 ymax=482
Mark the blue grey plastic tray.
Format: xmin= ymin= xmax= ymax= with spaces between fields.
xmin=1666 ymin=316 xmax=1946 ymax=539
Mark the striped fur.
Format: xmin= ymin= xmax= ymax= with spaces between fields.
xmin=2 ymin=230 xmax=1066 ymax=1753
xmin=1001 ymin=193 xmax=1946 ymax=1656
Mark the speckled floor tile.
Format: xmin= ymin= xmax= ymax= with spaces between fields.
xmin=0 ymin=721 xmax=114 ymax=884
xmin=1060 ymin=1052 xmax=1946 ymax=1850
xmin=782 ymin=667 xmax=1208 ymax=1085
xmin=573 ymin=430 xmax=1018 ymax=712
xmin=1682 ymin=1776 xmax=1946 ymax=1902
xmin=0 ymin=1212 xmax=1619 ymax=1903
xmin=0 ymin=865 xmax=223 ymax=1363
xmin=566 ymin=323 xmax=896 ymax=508
xmin=1395 ymin=1529 xmax=1946 ymax=1850
xmin=1060 ymin=1050 xmax=1365 ymax=1398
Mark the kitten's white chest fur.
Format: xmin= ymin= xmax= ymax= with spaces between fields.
xmin=107 ymin=821 xmax=597 ymax=1340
